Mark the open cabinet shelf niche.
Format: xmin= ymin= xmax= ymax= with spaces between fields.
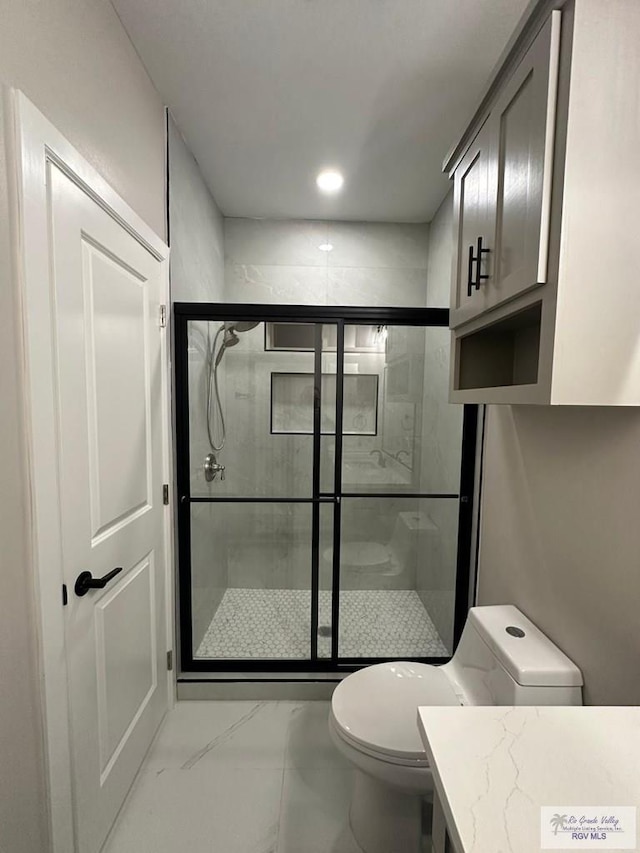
xmin=456 ymin=302 xmax=541 ymax=391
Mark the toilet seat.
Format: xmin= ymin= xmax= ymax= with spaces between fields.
xmin=330 ymin=714 xmax=431 ymax=768
xmin=331 ymin=661 xmax=460 ymax=762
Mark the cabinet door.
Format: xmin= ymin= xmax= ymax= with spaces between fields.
xmin=488 ymin=11 xmax=561 ymax=311
xmin=450 ymin=120 xmax=495 ymax=328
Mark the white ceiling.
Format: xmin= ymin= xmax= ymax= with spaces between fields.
xmin=111 ymin=0 xmax=530 ymax=222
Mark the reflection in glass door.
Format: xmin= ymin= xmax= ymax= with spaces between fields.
xmin=174 ymin=306 xmax=477 ymax=672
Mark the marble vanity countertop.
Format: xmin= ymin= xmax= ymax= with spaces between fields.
xmin=417 ymin=706 xmax=640 ymax=853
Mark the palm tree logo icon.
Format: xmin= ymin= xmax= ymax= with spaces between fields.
xmin=550 ymin=814 xmax=568 ymax=835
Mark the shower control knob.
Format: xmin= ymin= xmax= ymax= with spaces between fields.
xmin=204 ymin=452 xmax=226 ymax=482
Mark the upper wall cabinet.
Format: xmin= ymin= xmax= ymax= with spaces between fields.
xmin=451 ymin=13 xmax=560 ymax=329
xmin=451 ymin=120 xmax=493 ymax=327
xmin=446 ymin=0 xmax=640 ymax=405
xmin=488 ymin=13 xmax=560 ymax=314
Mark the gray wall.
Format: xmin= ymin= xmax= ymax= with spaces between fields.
xmin=478 ymin=406 xmax=640 ymax=706
xmin=424 ymin=191 xmax=454 ymax=309
xmin=168 ymin=115 xmax=225 ymax=303
xmin=428 ymin=191 xmax=640 ymax=706
xmin=0 ymin=1 xmax=166 ymax=850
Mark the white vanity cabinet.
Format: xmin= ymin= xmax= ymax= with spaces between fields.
xmin=446 ymin=0 xmax=640 ymax=405
xmin=431 ymin=791 xmax=460 ymax=853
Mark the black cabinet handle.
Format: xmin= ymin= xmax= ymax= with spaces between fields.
xmin=467 ymin=245 xmax=475 ymax=297
xmin=475 ymin=236 xmax=490 ymax=290
xmin=74 ymin=567 xmax=123 ymax=597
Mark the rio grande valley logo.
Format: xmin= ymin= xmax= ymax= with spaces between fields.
xmin=541 ymin=807 xmax=636 ymax=849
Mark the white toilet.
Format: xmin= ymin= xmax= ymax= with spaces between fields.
xmin=329 ymin=604 xmax=583 ymax=853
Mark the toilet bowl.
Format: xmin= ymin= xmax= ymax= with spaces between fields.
xmin=329 ymin=662 xmax=455 ymax=853
xmin=329 ymin=604 xmax=584 ymax=853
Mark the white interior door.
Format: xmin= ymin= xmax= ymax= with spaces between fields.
xmin=48 ymin=161 xmax=168 ymax=853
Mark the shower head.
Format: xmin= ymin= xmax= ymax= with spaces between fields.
xmin=213 ymin=320 xmax=259 ymax=368
xmin=207 ymin=321 xmax=259 ymax=452
xmin=225 ymin=320 xmax=260 ymax=334
xmin=214 ymin=328 xmax=238 ymax=367
xmin=222 ymin=328 xmax=240 ymax=348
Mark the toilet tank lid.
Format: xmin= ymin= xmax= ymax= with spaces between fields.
xmin=469 ymin=606 xmax=584 ymax=687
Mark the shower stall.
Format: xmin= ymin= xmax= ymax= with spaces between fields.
xmin=174 ymin=304 xmax=477 ymax=672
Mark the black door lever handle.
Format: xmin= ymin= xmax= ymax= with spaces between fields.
xmin=74 ymin=567 xmax=123 ymax=597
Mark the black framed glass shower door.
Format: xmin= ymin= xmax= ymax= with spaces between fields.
xmin=174 ymin=304 xmax=477 ymax=672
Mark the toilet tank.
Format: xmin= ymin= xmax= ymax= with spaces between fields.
xmin=441 ymin=605 xmax=583 ymax=706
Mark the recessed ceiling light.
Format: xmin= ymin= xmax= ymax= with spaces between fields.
xmin=318 ymin=243 xmax=334 ymax=252
xmin=316 ymin=170 xmax=344 ymax=194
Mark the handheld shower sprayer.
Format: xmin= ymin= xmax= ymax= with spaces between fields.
xmin=206 ymin=320 xmax=259 ymax=453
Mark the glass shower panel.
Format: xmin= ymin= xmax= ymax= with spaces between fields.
xmin=176 ymin=306 xmax=472 ymax=671
xmin=318 ymin=332 xmax=338 ymax=494
xmin=187 ymin=319 xmax=315 ymax=498
xmin=315 ymin=328 xmax=338 ymax=657
xmin=191 ymin=502 xmax=313 ymax=659
xmin=337 ymin=497 xmax=459 ymax=659
xmin=341 ymin=324 xmax=427 ymax=495
xmin=316 ymin=502 xmax=335 ymax=658
xmin=418 ymin=325 xmax=464 ymax=494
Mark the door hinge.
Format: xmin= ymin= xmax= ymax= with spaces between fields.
xmin=167 ymin=650 xmax=173 ymax=671
xmin=159 ymin=304 xmax=167 ymax=328
xmin=62 ymin=584 xmax=68 ymax=606
xmin=163 ymin=483 xmax=170 ymax=505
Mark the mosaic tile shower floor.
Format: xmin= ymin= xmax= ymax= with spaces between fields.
xmin=195 ymin=588 xmax=449 ymax=659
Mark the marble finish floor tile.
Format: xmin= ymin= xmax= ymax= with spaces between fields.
xmin=103 ymin=764 xmax=283 ymax=853
xmin=196 ymin=588 xmax=448 ymax=659
xmin=104 ymin=700 xmax=361 ymax=853
xmin=277 ymin=766 xmax=357 ymax=853
xmin=285 ymin=702 xmax=351 ymax=769
xmin=143 ymin=700 xmax=299 ymax=772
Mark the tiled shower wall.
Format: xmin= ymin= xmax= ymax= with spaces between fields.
xmin=224 ymin=218 xmax=431 ymax=306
